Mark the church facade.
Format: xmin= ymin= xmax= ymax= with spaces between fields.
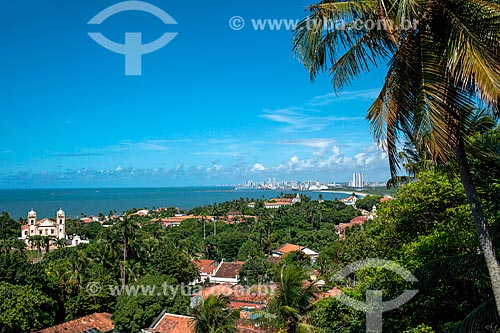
xmin=20 ymin=208 xmax=66 ymax=242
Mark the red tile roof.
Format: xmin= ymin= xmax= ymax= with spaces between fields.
xmin=350 ymin=216 xmax=368 ymax=224
xmin=192 ymin=259 xmax=218 ymax=274
xmin=213 ymin=262 xmax=244 ymax=279
xmin=36 ymin=312 xmax=114 ymax=333
xmin=340 ymin=196 xmax=357 ymax=202
xmin=146 ymin=313 xmax=194 ymax=333
xmin=267 ymin=256 xmax=281 ymax=264
xmin=314 ymin=287 xmax=342 ymax=303
xmin=195 ymin=284 xmax=235 ymax=299
xmin=237 ymin=321 xmax=269 ymax=333
xmin=380 ymin=195 xmax=394 ymax=202
xmin=335 ymin=216 xmax=368 ymax=234
xmin=275 ymin=243 xmax=303 ymax=254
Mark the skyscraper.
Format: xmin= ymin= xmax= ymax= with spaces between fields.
xmin=351 ymin=173 xmax=364 ymax=187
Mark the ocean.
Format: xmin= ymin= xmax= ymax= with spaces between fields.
xmin=0 ymin=187 xmax=351 ymax=219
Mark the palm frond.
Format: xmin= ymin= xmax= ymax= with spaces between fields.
xmin=453 ymin=298 xmax=500 ymax=333
xmin=439 ymin=0 xmax=500 ymax=112
xmin=293 ymin=0 xmax=393 ymax=85
xmin=415 ymin=254 xmax=489 ymax=292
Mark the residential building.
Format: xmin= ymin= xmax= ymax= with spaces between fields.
xmin=191 ymin=259 xmax=218 ymax=284
xmin=339 ymin=195 xmax=358 ymax=206
xmin=248 ymin=194 xmax=301 ymax=209
xmin=36 ymin=312 xmax=114 ymax=333
xmin=272 ymin=243 xmax=319 ymax=262
xmin=335 ymin=216 xmax=368 ymax=239
xmin=135 ymin=209 xmax=150 ymax=217
xmin=143 ymin=312 xmax=267 ymax=333
xmin=210 ymin=260 xmax=245 ymax=284
xmin=144 ymin=312 xmax=194 ymax=333
xmin=191 ymin=283 xmax=273 ymax=314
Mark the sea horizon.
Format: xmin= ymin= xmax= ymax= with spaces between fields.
xmin=0 ymin=187 xmax=350 ymax=220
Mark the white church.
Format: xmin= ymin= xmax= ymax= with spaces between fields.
xmin=20 ymin=209 xmax=89 ymax=247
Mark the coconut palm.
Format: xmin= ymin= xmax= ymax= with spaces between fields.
xmin=65 ymin=249 xmax=89 ymax=287
xmin=293 ymin=0 xmax=500 ymax=314
xmin=258 ymin=265 xmax=318 ymax=333
xmin=52 ymin=237 xmax=67 ymax=249
xmin=387 ymin=107 xmax=496 ymax=188
xmin=42 ymin=235 xmax=55 ymax=254
xmin=188 ymin=294 xmax=239 ymax=333
xmin=116 ymin=216 xmax=139 ymax=288
xmin=27 ymin=235 xmax=43 ymax=262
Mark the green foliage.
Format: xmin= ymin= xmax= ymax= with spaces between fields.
xmin=112 ymin=274 xmax=189 ymax=333
xmin=355 ymin=195 xmax=382 ymax=211
xmin=239 ymin=258 xmax=275 ymax=285
xmin=309 ymin=297 xmax=364 ymax=333
xmin=64 ymin=274 xmax=117 ymax=321
xmin=403 ymin=324 xmax=436 ymax=333
xmin=0 ymin=282 xmax=56 ymax=332
xmin=145 ymin=244 xmax=199 ymax=284
xmin=262 ymin=265 xmax=319 ymax=332
xmin=0 ymin=212 xmax=19 ymax=239
xmin=237 ymin=240 xmax=264 ymax=261
xmin=218 ymin=231 xmax=244 ymax=261
xmin=4 ymin=170 xmax=498 ymax=332
xmin=188 ymin=294 xmax=239 ymax=333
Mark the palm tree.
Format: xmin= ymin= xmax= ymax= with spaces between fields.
xmin=259 ymin=265 xmax=318 ymax=333
xmin=293 ymin=0 xmax=500 ymax=314
xmin=116 ymin=216 xmax=138 ymax=288
xmin=188 ymin=294 xmax=239 ymax=333
xmin=52 ymin=237 xmax=67 ymax=249
xmin=27 ymin=235 xmax=43 ymax=262
xmin=98 ymin=227 xmax=119 ymax=265
xmin=66 ymin=249 xmax=89 ymax=287
xmin=42 ymin=235 xmax=55 ymax=254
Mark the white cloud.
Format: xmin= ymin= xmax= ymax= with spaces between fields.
xmin=278 ymin=138 xmax=338 ymax=157
xmin=272 ymin=143 xmax=387 ymax=174
xmin=260 ymin=89 xmax=378 ymax=132
xmin=309 ymin=88 xmax=381 ymax=106
xmin=251 ymin=163 xmax=266 ymax=172
xmin=207 ymin=163 xmax=223 ymax=173
xmin=261 ymin=108 xmax=362 ymax=132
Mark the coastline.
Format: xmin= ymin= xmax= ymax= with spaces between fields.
xmin=314 ymin=190 xmax=369 ymax=196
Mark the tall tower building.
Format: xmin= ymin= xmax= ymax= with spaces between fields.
xmin=351 ymin=173 xmax=364 ymax=187
xmin=56 ymin=208 xmax=66 ymax=239
xmin=28 ymin=209 xmax=36 ymax=236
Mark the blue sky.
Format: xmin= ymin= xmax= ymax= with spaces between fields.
xmin=0 ymin=0 xmax=390 ymax=188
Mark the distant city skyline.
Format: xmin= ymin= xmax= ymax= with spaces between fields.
xmin=0 ymin=0 xmax=390 ymax=189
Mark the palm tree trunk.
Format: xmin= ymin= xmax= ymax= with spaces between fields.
xmin=456 ymin=138 xmax=500 ymax=315
xmin=122 ymin=238 xmax=127 ymax=288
